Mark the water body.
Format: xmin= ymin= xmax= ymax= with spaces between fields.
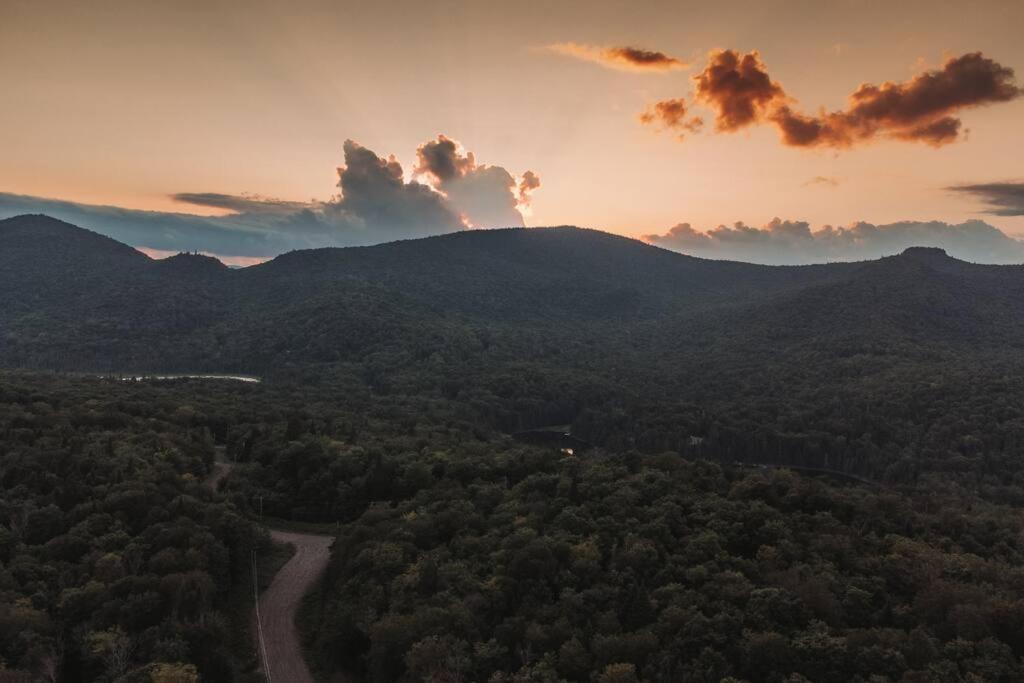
xmin=512 ymin=427 xmax=593 ymax=452
xmin=114 ymin=374 xmax=261 ymax=383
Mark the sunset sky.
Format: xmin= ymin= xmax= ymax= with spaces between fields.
xmin=2 ymin=0 xmax=1024 ymax=263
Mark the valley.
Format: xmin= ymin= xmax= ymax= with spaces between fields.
xmin=6 ymin=4 xmax=1024 ymax=680
xmin=4 ymin=215 xmax=1024 ymax=681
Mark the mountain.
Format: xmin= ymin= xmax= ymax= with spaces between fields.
xmin=2 ymin=214 xmax=1022 ymax=373
xmin=0 ymin=213 xmax=150 ymax=309
xmin=0 ymin=215 xmax=230 ymax=369
xmin=663 ymin=245 xmax=1024 ymax=358
xmin=245 ymin=226 xmax=854 ymax=316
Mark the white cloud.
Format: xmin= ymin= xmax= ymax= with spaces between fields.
xmin=644 ymin=218 xmax=1024 ymax=264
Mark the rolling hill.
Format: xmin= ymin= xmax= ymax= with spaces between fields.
xmin=1 ymin=213 xmax=1022 ymax=373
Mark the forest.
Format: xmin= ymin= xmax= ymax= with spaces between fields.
xmin=4 ymin=216 xmax=1024 ymax=680
xmin=5 ymin=355 xmax=1024 ymax=681
xmin=0 ymin=374 xmax=269 ymax=681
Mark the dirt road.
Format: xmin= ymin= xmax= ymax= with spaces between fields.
xmin=205 ymin=461 xmax=232 ymax=490
xmin=202 ymin=452 xmax=334 ymax=682
xmin=255 ymin=529 xmax=334 ymax=683
xmin=204 ymin=446 xmax=232 ymax=491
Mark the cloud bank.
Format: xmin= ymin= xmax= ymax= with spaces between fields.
xmin=0 ymin=136 xmax=539 ymax=261
xmin=547 ymin=43 xmax=687 ymax=72
xmin=947 ymin=181 xmax=1024 ymax=216
xmin=642 ymin=50 xmax=1022 ymax=148
xmin=643 ymin=218 xmax=1024 ymax=265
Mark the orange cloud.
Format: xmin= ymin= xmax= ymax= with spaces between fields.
xmin=772 ymin=52 xmax=1022 ymax=148
xmin=803 ymin=175 xmax=840 ymax=187
xmin=547 ymin=42 xmax=688 ymax=72
xmin=639 ymin=98 xmax=703 ymax=139
xmin=693 ymin=50 xmax=786 ymax=131
xmin=518 ymin=170 xmax=541 ymax=205
xmin=644 ymin=50 xmax=1021 ymax=148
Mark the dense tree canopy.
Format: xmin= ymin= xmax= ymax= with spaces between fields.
xmin=0 ymin=376 xmax=267 ymax=681
xmin=5 ymin=217 xmax=1024 ymax=680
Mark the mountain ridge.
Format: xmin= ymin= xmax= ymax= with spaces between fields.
xmin=2 ymin=213 xmax=1021 ymax=373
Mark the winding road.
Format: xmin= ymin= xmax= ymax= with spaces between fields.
xmin=256 ymin=530 xmax=334 ymax=683
xmin=204 ymin=453 xmax=334 ymax=683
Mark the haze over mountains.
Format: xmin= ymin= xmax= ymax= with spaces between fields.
xmin=4 ymin=192 xmax=1024 ymax=266
xmin=3 ymin=213 xmax=1023 ymax=374
xmin=644 ymin=217 xmax=1024 ymax=265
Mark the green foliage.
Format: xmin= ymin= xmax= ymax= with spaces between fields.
xmin=303 ymin=450 xmax=1024 ymax=681
xmin=7 ymin=218 xmax=1024 ymax=680
xmin=0 ymin=376 xmax=265 ymax=680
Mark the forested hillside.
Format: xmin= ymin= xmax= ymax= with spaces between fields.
xmin=5 ymin=214 xmax=1023 ymax=376
xmin=5 ymin=214 xmax=1024 ymax=681
xmin=6 ymin=213 xmax=1024 ymax=493
xmin=0 ymin=214 xmax=857 ymax=371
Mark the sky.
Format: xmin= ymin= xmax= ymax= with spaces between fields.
xmin=2 ymin=0 xmax=1024 ymax=265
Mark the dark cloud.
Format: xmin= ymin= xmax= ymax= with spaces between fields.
xmin=411 ymin=135 xmax=473 ymax=183
xmin=647 ymin=50 xmax=1021 ymax=148
xmin=415 ymin=135 xmax=537 ymax=228
xmin=171 ymin=192 xmax=315 ymax=215
xmin=639 ymin=98 xmax=703 ymax=139
xmin=334 ymin=138 xmax=462 ymax=233
xmin=693 ymin=50 xmax=786 ymax=132
xmin=547 ymin=42 xmax=687 ymax=72
xmin=772 ymin=52 xmax=1021 ymax=148
xmin=947 ymin=181 xmax=1024 ymax=216
xmin=0 ymin=136 xmax=540 ymax=258
xmin=770 ymin=106 xmax=850 ymax=148
xmin=605 ymin=46 xmax=687 ymax=70
xmin=644 ymin=218 xmax=1024 ymax=265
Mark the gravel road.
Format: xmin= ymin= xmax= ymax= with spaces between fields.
xmin=255 ymin=529 xmax=334 ymax=683
xmin=202 ymin=453 xmax=334 ymax=682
